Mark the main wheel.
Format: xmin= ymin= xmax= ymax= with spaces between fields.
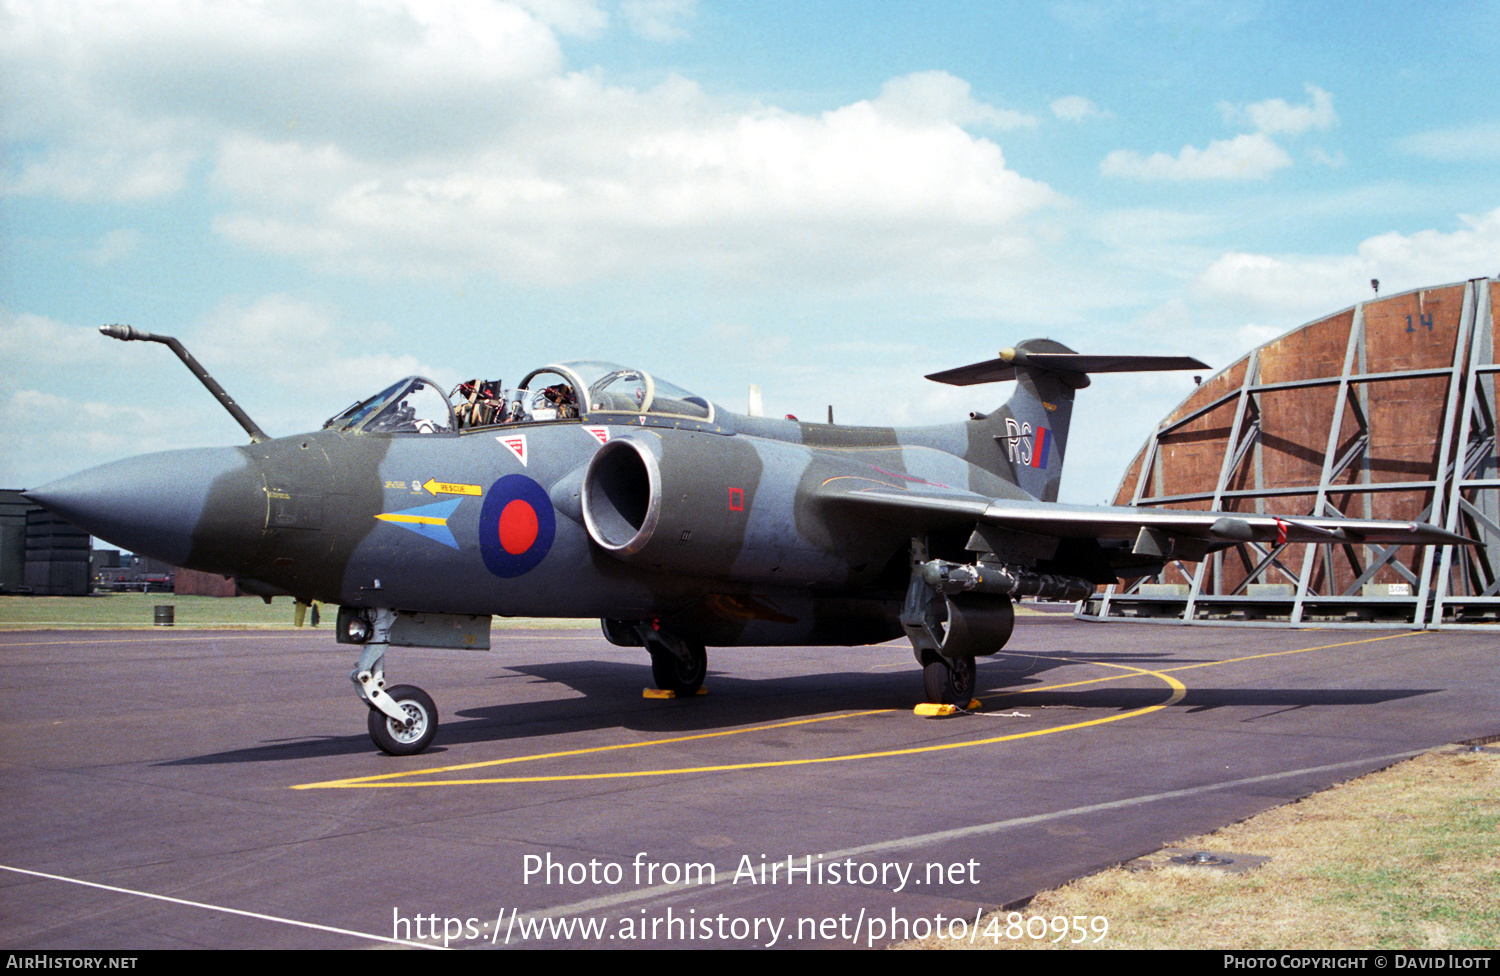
xmin=923 ymin=654 xmax=977 ymax=706
xmin=650 ymin=642 xmax=707 ymax=696
xmin=367 ymin=684 xmax=438 ymax=756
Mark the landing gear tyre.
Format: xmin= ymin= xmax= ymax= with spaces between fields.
xmin=367 ymin=684 xmax=438 ymax=756
xmin=651 ymin=642 xmax=707 ymax=696
xmin=923 ymin=654 xmax=977 ymax=706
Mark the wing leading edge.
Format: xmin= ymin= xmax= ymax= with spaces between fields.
xmin=834 ymin=486 xmax=1470 ymax=545
xmin=823 ymin=484 xmax=1472 ymax=573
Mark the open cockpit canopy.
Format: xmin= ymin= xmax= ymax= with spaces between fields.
xmin=553 ymin=362 xmax=714 ymax=423
xmin=322 ymin=376 xmax=455 ymax=434
xmin=323 ymin=362 xmax=714 ymax=434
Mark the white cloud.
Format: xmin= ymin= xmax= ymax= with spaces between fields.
xmin=210 ymin=137 xmax=367 ymax=206
xmin=2 ymin=142 xmax=197 ymax=202
xmin=1396 ymin=121 xmax=1500 ymax=162
xmin=872 ymin=71 xmax=1037 ymax=130
xmin=1195 ymin=251 xmax=1367 ymax=315
xmin=0 ymin=0 xmax=567 ymax=167
xmin=1224 ymin=85 xmax=1337 ymax=136
xmin=202 ymin=70 xmax=1056 ymax=286
xmin=1050 ymin=95 xmax=1107 ymax=123
xmin=0 ymin=388 xmax=185 ymax=487
xmin=619 ymin=0 xmax=696 ymax=41
xmin=517 ymin=0 xmax=609 ymax=36
xmin=0 ymin=299 xmax=453 ymax=485
xmin=1309 ymin=147 xmax=1346 ymax=168
xmin=0 ymin=309 xmax=210 ymax=484
xmin=0 ymin=312 xmax=109 ymax=371
xmin=1236 ymin=322 xmax=1286 ymax=349
xmin=1101 ymin=131 xmax=1292 ymax=181
xmin=81 ymin=229 xmax=143 ymax=264
xmin=195 ymin=295 xmax=440 ymax=418
xmin=1104 ymin=85 xmax=1336 ymax=183
xmin=1193 ymin=206 xmax=1500 ymax=316
xmin=4 ymin=3 xmax=1058 ymax=289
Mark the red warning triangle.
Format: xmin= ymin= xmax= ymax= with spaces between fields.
xmin=497 ymin=433 xmax=528 ymax=466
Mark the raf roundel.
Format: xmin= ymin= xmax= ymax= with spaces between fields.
xmin=479 ymin=474 xmax=556 ymax=578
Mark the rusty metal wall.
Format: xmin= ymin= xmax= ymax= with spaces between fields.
xmin=1085 ymin=277 xmax=1498 ymax=628
xmin=174 ymin=567 xmax=241 ymax=597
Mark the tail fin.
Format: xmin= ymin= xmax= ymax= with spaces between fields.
xmin=927 ymin=339 xmax=1207 ymax=503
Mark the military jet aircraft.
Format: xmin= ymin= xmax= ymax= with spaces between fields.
xmin=25 ymin=326 xmax=1470 ymax=755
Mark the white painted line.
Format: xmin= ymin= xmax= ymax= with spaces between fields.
xmin=0 ymin=864 xmax=443 ymax=949
xmin=521 ymin=748 xmax=1429 ymax=925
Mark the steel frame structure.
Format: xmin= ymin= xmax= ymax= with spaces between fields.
xmin=1080 ymin=277 xmax=1498 ymax=628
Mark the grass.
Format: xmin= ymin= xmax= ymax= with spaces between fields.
xmin=0 ymin=592 xmax=294 ymax=628
xmin=905 ymin=747 xmax=1500 ymax=950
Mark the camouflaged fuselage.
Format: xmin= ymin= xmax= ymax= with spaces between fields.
xmin=34 ymin=360 xmax=1078 ymax=650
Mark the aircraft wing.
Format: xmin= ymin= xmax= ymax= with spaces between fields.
xmin=823 ymin=485 xmax=1473 ymax=549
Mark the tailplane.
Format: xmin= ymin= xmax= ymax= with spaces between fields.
xmin=928 ymin=339 xmax=1207 ymax=502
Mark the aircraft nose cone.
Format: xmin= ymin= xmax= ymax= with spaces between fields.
xmin=24 ymin=447 xmax=264 ymax=569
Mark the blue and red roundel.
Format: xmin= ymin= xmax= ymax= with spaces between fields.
xmin=479 ymin=474 xmax=556 ymax=578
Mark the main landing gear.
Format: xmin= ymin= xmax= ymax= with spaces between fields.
xmin=901 ymin=537 xmax=1016 ymax=707
xmin=921 ymin=651 xmax=977 ymax=706
xmin=650 ymin=638 xmax=707 ymax=696
xmin=347 ymin=607 xmax=439 ymax=755
xmin=601 ymin=618 xmax=708 ymax=697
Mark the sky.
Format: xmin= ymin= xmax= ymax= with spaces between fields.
xmin=4 ymin=0 xmax=1499 ymax=504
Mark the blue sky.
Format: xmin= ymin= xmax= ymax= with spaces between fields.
xmin=4 ymin=0 xmax=1498 ymax=502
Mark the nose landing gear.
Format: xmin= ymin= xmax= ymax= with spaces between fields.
xmin=347 ymin=607 xmax=440 ymax=755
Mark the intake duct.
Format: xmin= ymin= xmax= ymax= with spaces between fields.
xmin=580 ymin=433 xmax=852 ymax=585
xmin=581 ymin=437 xmax=660 ymax=554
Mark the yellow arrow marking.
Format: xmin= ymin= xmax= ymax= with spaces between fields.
xmin=424 ymin=479 xmax=482 ymax=497
xmin=375 ymin=513 xmax=449 ymax=526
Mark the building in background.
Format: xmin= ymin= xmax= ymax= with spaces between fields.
xmin=4 ymin=490 xmax=235 ymax=596
xmin=3 ymin=490 xmax=92 ymax=595
xmin=1081 ymin=277 xmax=1498 ymax=628
xmin=0 ymin=490 xmax=38 ymax=594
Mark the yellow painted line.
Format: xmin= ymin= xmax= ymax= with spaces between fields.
xmin=293 ymin=660 xmax=1186 ymax=789
xmin=976 ymin=632 xmax=1422 ymax=700
xmin=294 ymin=630 xmax=1429 ymax=791
xmin=293 ymin=709 xmax=895 ymax=789
xmin=1153 ymin=630 xmax=1426 ymax=675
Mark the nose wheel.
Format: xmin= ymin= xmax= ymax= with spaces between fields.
xmin=366 ymin=684 xmax=438 ymax=756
